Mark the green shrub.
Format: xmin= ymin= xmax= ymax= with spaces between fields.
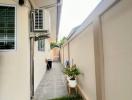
xmin=63 ymin=64 xmax=80 ymax=80
xmin=50 ymin=42 xmax=59 ymax=49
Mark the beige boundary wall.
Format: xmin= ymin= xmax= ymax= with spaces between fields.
xmin=60 ymin=0 xmax=132 ymax=100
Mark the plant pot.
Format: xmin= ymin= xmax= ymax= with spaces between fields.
xmin=66 ymin=75 xmax=70 ymax=81
xmin=68 ymin=79 xmax=77 ymax=88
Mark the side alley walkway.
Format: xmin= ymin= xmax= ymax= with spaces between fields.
xmin=34 ymin=62 xmax=68 ymax=100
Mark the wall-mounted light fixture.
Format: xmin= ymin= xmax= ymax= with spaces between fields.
xmin=19 ymin=0 xmax=24 ymax=6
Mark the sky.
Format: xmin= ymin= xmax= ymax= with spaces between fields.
xmin=58 ymin=0 xmax=102 ymax=41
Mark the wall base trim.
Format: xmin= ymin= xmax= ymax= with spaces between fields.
xmin=77 ymin=85 xmax=89 ymax=100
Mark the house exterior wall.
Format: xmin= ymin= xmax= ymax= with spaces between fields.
xmin=61 ymin=0 xmax=132 ymax=100
xmin=0 ymin=0 xmax=58 ymax=100
xmin=0 ymin=0 xmax=30 ymax=100
xmin=33 ymin=8 xmax=53 ymax=92
xmin=33 ymin=5 xmax=57 ymax=89
xmin=32 ymin=1 xmax=58 ymax=90
xmin=33 ymin=0 xmax=57 ymax=41
xmin=34 ymin=39 xmax=51 ymax=91
xmin=60 ymin=47 xmax=64 ymax=64
xmin=49 ymin=8 xmax=57 ymax=41
xmin=63 ymin=44 xmax=69 ymax=64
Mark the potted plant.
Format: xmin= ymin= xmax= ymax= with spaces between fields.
xmin=50 ymin=42 xmax=59 ymax=49
xmin=63 ymin=64 xmax=80 ymax=87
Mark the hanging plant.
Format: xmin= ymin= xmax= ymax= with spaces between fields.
xmin=19 ymin=0 xmax=24 ymax=6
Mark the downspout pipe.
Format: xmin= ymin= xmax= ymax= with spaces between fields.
xmin=28 ymin=0 xmax=34 ymax=8
xmin=28 ymin=0 xmax=34 ymax=100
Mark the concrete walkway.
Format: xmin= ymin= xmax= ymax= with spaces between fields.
xmin=34 ymin=62 xmax=68 ymax=100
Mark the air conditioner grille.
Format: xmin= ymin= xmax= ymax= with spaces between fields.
xmin=33 ymin=9 xmax=44 ymax=31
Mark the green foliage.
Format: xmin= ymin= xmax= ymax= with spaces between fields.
xmin=49 ymin=94 xmax=82 ymax=100
xmin=50 ymin=37 xmax=68 ymax=49
xmin=63 ymin=64 xmax=80 ymax=80
xmin=58 ymin=37 xmax=67 ymax=47
xmin=50 ymin=42 xmax=59 ymax=49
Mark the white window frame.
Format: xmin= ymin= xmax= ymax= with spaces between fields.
xmin=33 ymin=9 xmax=45 ymax=32
xmin=38 ymin=39 xmax=45 ymax=52
xmin=0 ymin=4 xmax=16 ymax=51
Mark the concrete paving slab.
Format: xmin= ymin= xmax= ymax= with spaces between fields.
xmin=34 ymin=62 xmax=67 ymax=100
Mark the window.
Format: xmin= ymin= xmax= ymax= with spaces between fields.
xmin=38 ymin=39 xmax=45 ymax=51
xmin=0 ymin=5 xmax=16 ymax=50
xmin=33 ymin=9 xmax=44 ymax=31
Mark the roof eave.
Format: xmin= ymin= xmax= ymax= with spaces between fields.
xmin=56 ymin=0 xmax=62 ymax=41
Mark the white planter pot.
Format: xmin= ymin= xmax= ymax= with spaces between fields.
xmin=69 ymin=79 xmax=77 ymax=88
xmin=66 ymin=76 xmax=70 ymax=81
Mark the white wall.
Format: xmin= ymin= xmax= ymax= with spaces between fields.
xmin=32 ymin=4 xmax=57 ymax=90
xmin=60 ymin=47 xmax=64 ymax=64
xmin=63 ymin=44 xmax=69 ymax=63
xmin=0 ymin=0 xmax=57 ymax=100
xmin=34 ymin=39 xmax=51 ymax=91
xmin=0 ymin=0 xmax=30 ymax=100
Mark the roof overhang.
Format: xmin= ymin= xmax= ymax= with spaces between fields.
xmin=29 ymin=0 xmax=62 ymax=41
xmin=56 ymin=0 xmax=62 ymax=41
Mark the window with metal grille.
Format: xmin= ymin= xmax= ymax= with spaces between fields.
xmin=33 ymin=9 xmax=44 ymax=31
xmin=38 ymin=39 xmax=45 ymax=51
xmin=0 ymin=5 xmax=16 ymax=50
